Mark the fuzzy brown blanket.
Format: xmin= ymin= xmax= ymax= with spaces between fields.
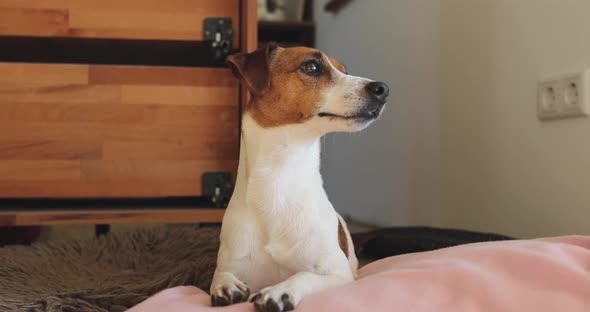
xmin=0 ymin=225 xmax=220 ymax=312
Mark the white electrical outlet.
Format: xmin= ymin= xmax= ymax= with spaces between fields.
xmin=537 ymin=69 xmax=590 ymax=121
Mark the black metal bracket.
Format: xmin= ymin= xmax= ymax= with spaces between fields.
xmin=204 ymin=18 xmax=233 ymax=63
xmin=202 ymin=172 xmax=234 ymax=208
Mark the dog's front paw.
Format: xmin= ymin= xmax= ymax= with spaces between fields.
xmin=211 ymin=281 xmax=250 ymax=306
xmin=250 ymin=286 xmax=296 ymax=312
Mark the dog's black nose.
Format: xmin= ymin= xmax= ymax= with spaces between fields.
xmin=365 ymin=81 xmax=389 ymax=104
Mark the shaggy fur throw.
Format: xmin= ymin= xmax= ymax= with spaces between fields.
xmin=0 ymin=225 xmax=220 ymax=312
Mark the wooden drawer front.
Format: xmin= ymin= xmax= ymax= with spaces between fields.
xmin=0 ymin=63 xmax=239 ymax=198
xmin=0 ymin=0 xmax=239 ymax=46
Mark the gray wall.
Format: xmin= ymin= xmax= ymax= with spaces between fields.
xmin=314 ymin=0 xmax=441 ymax=227
xmin=441 ymin=0 xmax=590 ymax=238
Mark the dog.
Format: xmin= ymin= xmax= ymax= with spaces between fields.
xmin=210 ymin=43 xmax=389 ymax=312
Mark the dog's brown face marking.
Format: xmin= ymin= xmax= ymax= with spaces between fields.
xmin=227 ymin=44 xmax=349 ymax=128
xmin=337 ymin=219 xmax=350 ymax=257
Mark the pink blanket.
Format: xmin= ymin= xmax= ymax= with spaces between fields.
xmin=130 ymin=236 xmax=590 ymax=312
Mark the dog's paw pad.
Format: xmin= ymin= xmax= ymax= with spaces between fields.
xmin=211 ymin=282 xmax=250 ymax=306
xmin=251 ymin=290 xmax=295 ymax=312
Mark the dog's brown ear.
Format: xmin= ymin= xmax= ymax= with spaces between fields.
xmin=226 ymin=43 xmax=278 ymax=97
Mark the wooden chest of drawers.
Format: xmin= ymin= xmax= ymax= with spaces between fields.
xmin=0 ymin=0 xmax=257 ymax=224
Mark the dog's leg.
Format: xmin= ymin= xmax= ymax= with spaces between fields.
xmin=210 ymin=241 xmax=251 ymax=306
xmin=210 ymin=196 xmax=254 ymax=306
xmin=250 ymin=271 xmax=353 ymax=312
xmin=210 ymin=270 xmax=251 ymax=306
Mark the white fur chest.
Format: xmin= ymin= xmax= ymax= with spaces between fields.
xmin=217 ymin=115 xmax=341 ymax=290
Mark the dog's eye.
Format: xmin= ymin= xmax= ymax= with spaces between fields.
xmin=302 ymin=61 xmax=322 ymax=76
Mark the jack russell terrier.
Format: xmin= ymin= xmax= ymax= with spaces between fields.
xmin=210 ymin=43 xmax=389 ymax=312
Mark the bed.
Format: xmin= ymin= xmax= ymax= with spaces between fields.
xmin=1 ymin=226 xmax=588 ymax=311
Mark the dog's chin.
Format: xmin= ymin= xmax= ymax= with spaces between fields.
xmin=317 ymin=108 xmax=382 ymax=132
xmin=346 ymin=117 xmax=377 ymax=132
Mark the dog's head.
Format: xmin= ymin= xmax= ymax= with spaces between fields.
xmin=227 ymin=43 xmax=389 ymax=133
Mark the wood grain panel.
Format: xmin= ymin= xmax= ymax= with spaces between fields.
xmin=0 ymin=209 xmax=224 ymax=226
xmin=0 ymin=103 xmax=237 ymax=125
xmin=102 ymin=139 xmax=238 ymax=161
xmin=0 ymin=140 xmax=101 ymax=160
xmin=0 ymin=180 xmax=200 ymax=198
xmin=142 ymin=105 xmax=238 ymax=126
xmin=0 ymin=62 xmax=239 ymax=198
xmin=0 ymin=7 xmax=68 ymax=35
xmin=0 ymin=63 xmax=88 ymax=84
xmin=242 ymin=0 xmax=258 ymax=53
xmin=0 ymin=103 xmax=143 ymax=123
xmin=67 ymin=9 xmax=202 ymax=40
xmin=0 ymin=0 xmax=240 ymax=45
xmin=88 ymin=66 xmax=237 ymax=87
xmin=0 ymin=0 xmax=231 ymax=11
xmin=81 ymin=160 xmax=237 ymax=179
xmin=121 ymin=86 xmax=237 ymax=106
xmin=0 ymin=84 xmax=120 ymax=104
xmin=240 ymin=0 xmax=258 ymax=112
xmin=0 ymin=160 xmax=80 ymax=180
xmin=0 ymin=123 xmax=237 ymax=142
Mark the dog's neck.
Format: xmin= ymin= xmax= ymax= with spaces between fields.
xmin=233 ymin=113 xmax=325 ymax=216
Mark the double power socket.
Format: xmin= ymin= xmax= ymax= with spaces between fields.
xmin=538 ymin=69 xmax=590 ymax=121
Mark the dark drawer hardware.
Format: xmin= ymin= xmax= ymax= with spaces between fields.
xmin=202 ymin=172 xmax=234 ymax=208
xmin=204 ymin=18 xmax=233 ymax=63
